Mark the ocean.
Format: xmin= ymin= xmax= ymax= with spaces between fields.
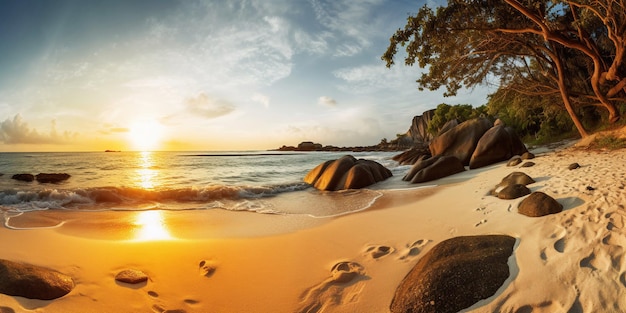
xmin=0 ymin=151 xmax=412 ymax=221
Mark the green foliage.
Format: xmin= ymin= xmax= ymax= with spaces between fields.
xmin=427 ymin=103 xmax=488 ymax=135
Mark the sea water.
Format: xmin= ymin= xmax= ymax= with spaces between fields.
xmin=0 ymin=151 xmax=412 ymax=219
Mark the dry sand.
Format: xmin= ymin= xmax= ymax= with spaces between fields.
xmin=1 ymin=140 xmax=626 ymax=312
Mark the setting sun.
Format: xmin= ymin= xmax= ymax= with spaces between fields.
xmin=128 ymin=120 xmax=164 ymax=151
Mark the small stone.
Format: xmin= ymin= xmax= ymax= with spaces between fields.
xmin=521 ymin=152 xmax=535 ymax=160
xmin=497 ymin=184 xmax=531 ymax=200
xmin=115 ymin=269 xmax=148 ymax=284
xmin=586 ymin=186 xmax=595 ymax=191
xmin=520 ymin=162 xmax=535 ymax=168
xmin=518 ymin=192 xmax=563 ymax=217
xmin=568 ymin=163 xmax=580 ymax=170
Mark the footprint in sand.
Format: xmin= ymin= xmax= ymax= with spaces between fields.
xmin=364 ymin=245 xmax=394 ymax=259
xmin=152 ymin=304 xmax=186 ymax=313
xmin=398 ymin=239 xmax=430 ymax=261
xmin=198 ymin=259 xmax=217 ymax=277
xmin=297 ymin=261 xmax=366 ymax=313
xmin=475 ymin=219 xmax=487 ymax=227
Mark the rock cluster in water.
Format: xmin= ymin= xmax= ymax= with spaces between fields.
xmin=10 ymin=173 xmax=71 ymax=183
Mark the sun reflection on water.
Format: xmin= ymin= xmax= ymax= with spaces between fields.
xmin=137 ymin=151 xmax=157 ymax=189
xmin=134 ymin=210 xmax=172 ymax=241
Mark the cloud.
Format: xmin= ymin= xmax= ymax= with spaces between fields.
xmin=318 ymin=96 xmax=337 ymax=107
xmin=0 ymin=114 xmax=76 ymax=144
xmin=252 ymin=93 xmax=270 ymax=108
xmin=99 ymin=125 xmax=129 ymax=135
xmin=308 ymin=0 xmax=386 ymax=57
xmin=185 ymin=93 xmax=235 ymax=119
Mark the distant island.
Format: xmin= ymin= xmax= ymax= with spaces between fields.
xmin=104 ymin=150 xmax=121 ymax=152
xmin=273 ymin=141 xmax=403 ymax=152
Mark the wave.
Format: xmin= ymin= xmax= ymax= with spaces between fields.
xmin=0 ymin=183 xmax=311 ymax=212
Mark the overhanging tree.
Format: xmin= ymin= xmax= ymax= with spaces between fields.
xmin=383 ymin=0 xmax=626 ymax=138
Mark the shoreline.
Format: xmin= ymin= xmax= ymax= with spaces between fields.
xmin=1 ymin=143 xmax=625 ymax=312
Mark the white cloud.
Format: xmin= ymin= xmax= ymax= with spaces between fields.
xmin=252 ymin=93 xmax=270 ymax=108
xmin=308 ymin=0 xmax=386 ymax=57
xmin=318 ymin=96 xmax=337 ymax=107
xmin=185 ymin=93 xmax=235 ymax=119
xmin=0 ymin=114 xmax=76 ymax=144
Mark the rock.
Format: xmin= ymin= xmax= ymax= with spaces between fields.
xmin=392 ymin=147 xmax=431 ymax=165
xmin=390 ymin=235 xmax=516 ymax=313
xmin=0 ymin=259 xmax=74 ymax=300
xmin=494 ymin=118 xmax=504 ymax=126
xmin=429 ymin=118 xmax=493 ymax=165
xmin=115 ymin=269 xmax=148 ymax=284
xmin=11 ymin=174 xmax=34 ymax=182
xmin=35 ymin=173 xmax=71 ymax=183
xmin=521 ymin=152 xmax=535 ymax=160
xmin=403 ymin=155 xmax=465 ymax=184
xmin=303 ymin=155 xmax=392 ymax=191
xmin=492 ymin=172 xmax=535 ymax=196
xmin=405 ymin=109 xmax=436 ymax=144
xmin=437 ymin=119 xmax=459 ymax=136
xmin=497 ymin=184 xmax=531 ymax=199
xmin=520 ymin=161 xmax=535 ymax=168
xmin=507 ymin=157 xmax=522 ymax=167
xmin=568 ymin=163 xmax=580 ymax=170
xmin=586 ymin=186 xmax=596 ymax=191
xmin=518 ymin=192 xmax=563 ymax=217
xmin=469 ymin=125 xmax=528 ymax=169
xmin=497 ymin=172 xmax=535 ymax=187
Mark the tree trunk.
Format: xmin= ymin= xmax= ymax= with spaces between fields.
xmin=553 ymin=46 xmax=588 ymax=138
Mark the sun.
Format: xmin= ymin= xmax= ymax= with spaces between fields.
xmin=128 ymin=120 xmax=164 ymax=151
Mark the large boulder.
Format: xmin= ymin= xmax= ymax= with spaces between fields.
xmin=390 ymin=235 xmax=516 ymax=313
xmin=303 ymin=155 xmax=392 ymax=191
xmin=518 ymin=192 xmax=563 ymax=217
xmin=35 ymin=173 xmax=71 ymax=183
xmin=429 ymin=118 xmax=493 ymax=165
xmin=0 ymin=259 xmax=74 ymax=300
xmin=469 ymin=125 xmax=528 ymax=169
xmin=392 ymin=147 xmax=431 ymax=166
xmin=403 ymin=155 xmax=465 ymax=184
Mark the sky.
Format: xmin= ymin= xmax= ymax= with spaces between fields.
xmin=0 ymin=0 xmax=491 ymax=152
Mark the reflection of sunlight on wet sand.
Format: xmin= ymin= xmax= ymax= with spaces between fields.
xmin=134 ymin=210 xmax=172 ymax=241
xmin=137 ymin=151 xmax=156 ymax=189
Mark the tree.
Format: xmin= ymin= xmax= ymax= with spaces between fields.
xmin=427 ymin=103 xmax=487 ymax=135
xmin=383 ymin=0 xmax=626 ymax=138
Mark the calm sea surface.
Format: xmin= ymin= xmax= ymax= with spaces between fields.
xmin=0 ymin=151 xmax=410 ymax=218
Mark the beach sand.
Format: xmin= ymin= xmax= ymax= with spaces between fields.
xmin=2 ymin=140 xmax=626 ymax=312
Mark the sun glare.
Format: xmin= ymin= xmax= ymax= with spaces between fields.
xmin=134 ymin=210 xmax=172 ymax=241
xmin=128 ymin=120 xmax=163 ymax=151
